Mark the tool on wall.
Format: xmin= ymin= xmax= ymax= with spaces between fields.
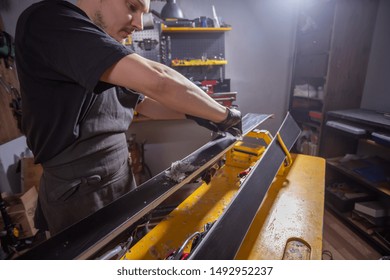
xmin=0 ymin=31 xmax=14 ymax=69
xmin=0 ymin=191 xmax=19 ymax=257
xmin=0 ymin=75 xmax=22 ymax=130
xmin=133 ymin=38 xmax=159 ymax=51
xmin=0 ymin=192 xmax=34 ymax=259
xmin=127 ymin=134 xmax=152 ymax=186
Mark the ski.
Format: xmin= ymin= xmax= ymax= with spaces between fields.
xmin=189 ymin=112 xmax=301 ymax=260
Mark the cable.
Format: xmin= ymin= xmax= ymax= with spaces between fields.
xmin=322 ymin=250 xmax=333 ymax=260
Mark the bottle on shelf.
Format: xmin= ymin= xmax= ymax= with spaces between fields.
xmin=317 ymin=86 xmax=324 ymax=100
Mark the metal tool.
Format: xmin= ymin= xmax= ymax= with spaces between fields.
xmin=166 ymin=221 xmax=215 ymax=260
xmin=0 ymin=75 xmax=22 ymax=129
xmin=96 ymin=236 xmax=133 ymax=260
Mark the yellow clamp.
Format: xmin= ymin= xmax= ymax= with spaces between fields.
xmin=247 ymin=130 xmax=292 ymax=168
xmin=246 ymin=129 xmax=273 ymax=145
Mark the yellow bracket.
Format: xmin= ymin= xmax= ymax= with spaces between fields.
xmin=247 ymin=129 xmax=273 ymax=145
xmin=276 ymin=133 xmax=293 ymax=167
xmin=275 ymin=133 xmax=293 ymax=176
xmin=226 ymin=130 xmax=273 ymax=169
xmin=226 ymin=129 xmax=292 ymax=176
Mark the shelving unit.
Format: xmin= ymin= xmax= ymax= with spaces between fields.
xmin=288 ymin=0 xmax=335 ymax=155
xmin=324 ymin=108 xmax=390 ymax=255
xmin=160 ymin=23 xmax=232 ymax=99
xmin=129 ymin=21 xmax=234 ymax=105
xmin=288 ymin=0 xmax=379 ymax=156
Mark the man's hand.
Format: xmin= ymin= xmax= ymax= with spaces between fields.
xmin=216 ymin=107 xmax=242 ymax=137
xmin=186 ymin=107 xmax=242 ymax=137
xmin=185 ymin=114 xmax=219 ymax=132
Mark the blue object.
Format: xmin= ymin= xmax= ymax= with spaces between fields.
xmin=354 ymin=165 xmax=387 ymax=183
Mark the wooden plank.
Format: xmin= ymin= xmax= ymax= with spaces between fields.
xmin=0 ymin=13 xmax=3 ymax=31
xmin=323 ymin=0 xmax=379 ymax=112
xmin=320 ymin=0 xmax=379 ymax=158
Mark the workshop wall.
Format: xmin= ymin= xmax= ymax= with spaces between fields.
xmin=0 ymin=0 xmax=29 ymax=36
xmin=0 ymin=136 xmax=26 ymax=193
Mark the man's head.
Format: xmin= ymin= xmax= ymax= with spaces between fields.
xmin=77 ymin=0 xmax=150 ymax=42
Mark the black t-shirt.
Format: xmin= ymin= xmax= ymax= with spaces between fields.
xmin=15 ymin=0 xmax=135 ymax=163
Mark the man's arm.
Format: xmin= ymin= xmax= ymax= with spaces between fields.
xmin=100 ymin=53 xmax=228 ymax=123
xmin=135 ymin=96 xmax=185 ymax=120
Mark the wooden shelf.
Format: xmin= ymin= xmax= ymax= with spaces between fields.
xmin=290 ymin=108 xmax=322 ymax=127
xmin=327 ymin=157 xmax=390 ymax=197
xmin=300 ymin=121 xmax=321 ymax=130
xmin=161 ymin=26 xmax=232 ymax=32
xmin=292 ymin=95 xmax=324 ymax=102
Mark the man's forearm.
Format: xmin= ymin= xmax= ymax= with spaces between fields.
xmin=101 ymin=54 xmax=228 ymax=123
xmin=135 ymin=96 xmax=186 ymax=120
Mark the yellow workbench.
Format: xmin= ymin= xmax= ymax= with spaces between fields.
xmin=124 ymin=152 xmax=325 ymax=260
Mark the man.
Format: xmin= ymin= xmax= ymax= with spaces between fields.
xmin=15 ymin=0 xmax=241 ymax=235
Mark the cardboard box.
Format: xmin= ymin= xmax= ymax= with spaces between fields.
xmin=21 ymin=157 xmax=42 ymax=192
xmin=0 ymin=187 xmax=38 ymax=238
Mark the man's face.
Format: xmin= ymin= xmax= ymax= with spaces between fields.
xmin=93 ymin=0 xmax=150 ymax=42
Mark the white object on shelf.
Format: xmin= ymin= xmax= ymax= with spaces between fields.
xmin=344 ymin=192 xmax=372 ymax=200
xmin=338 ymin=153 xmax=362 ymax=163
xmin=293 ymin=84 xmax=317 ymax=98
xmin=354 ymin=201 xmax=390 ymax=218
xmin=212 ymin=5 xmax=220 ymax=28
xmin=317 ymin=86 xmax=324 ymax=99
xmin=326 ymin=121 xmax=366 ymax=135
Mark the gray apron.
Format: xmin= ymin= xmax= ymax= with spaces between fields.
xmin=35 ymin=87 xmax=138 ymax=235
